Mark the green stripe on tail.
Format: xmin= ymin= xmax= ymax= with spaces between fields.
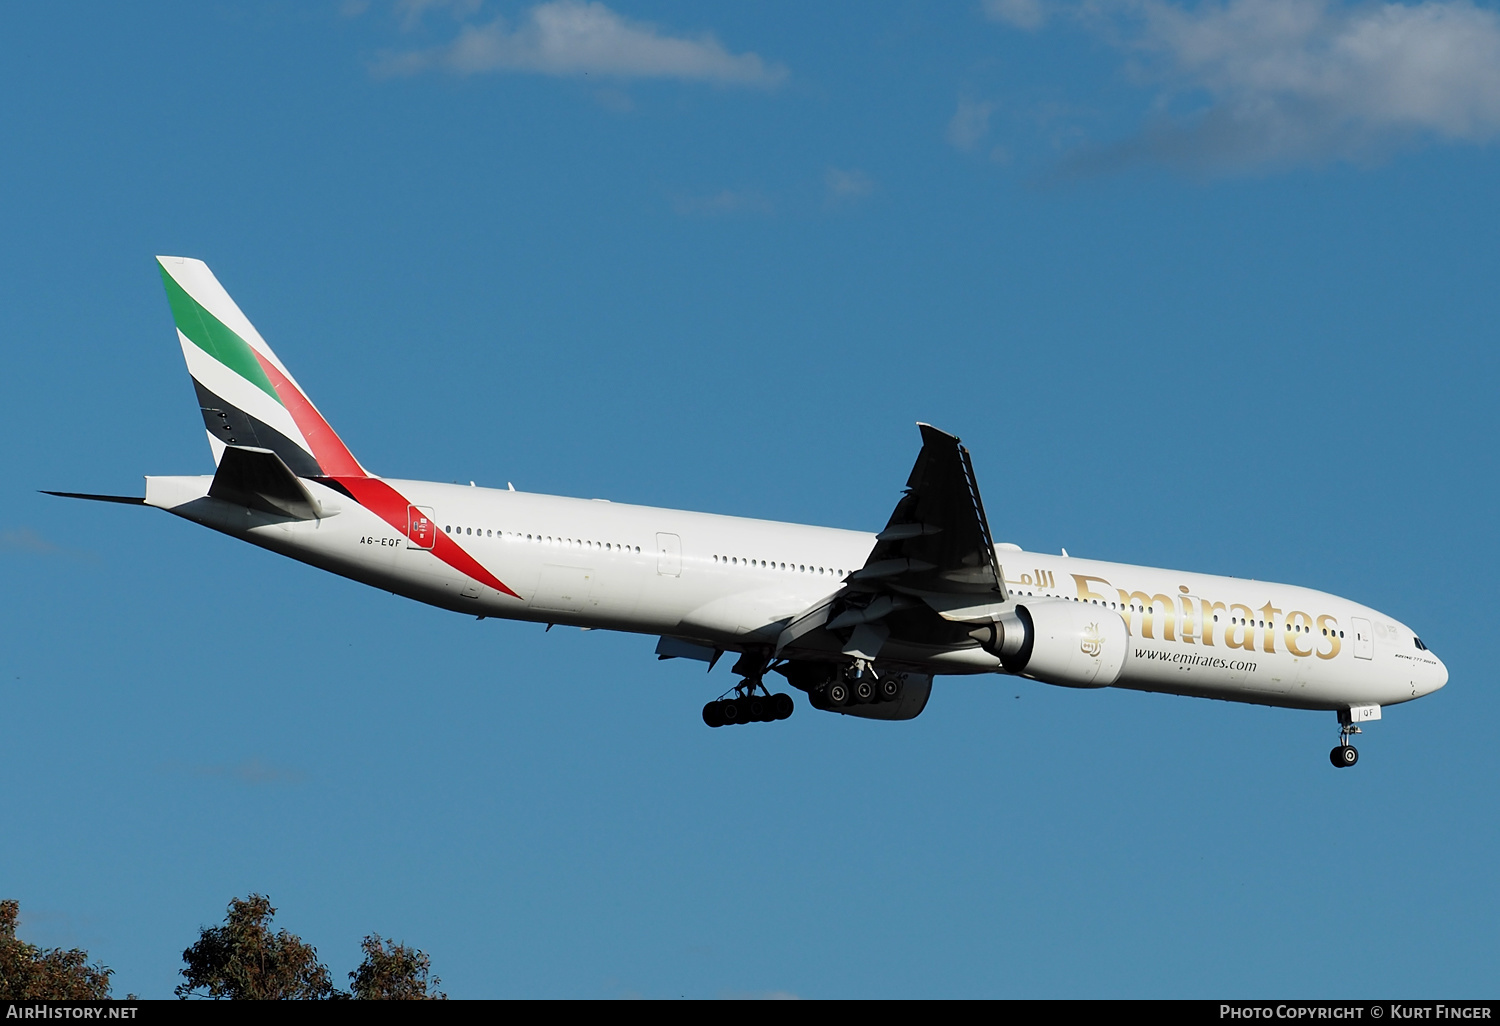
xmin=158 ymin=261 xmax=282 ymax=405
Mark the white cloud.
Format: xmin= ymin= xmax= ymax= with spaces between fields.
xmin=380 ymin=0 xmax=788 ymax=87
xmin=947 ymin=97 xmax=997 ymax=150
xmin=1064 ymin=0 xmax=1500 ymax=172
xmin=825 ymin=167 xmax=876 ymax=200
xmin=984 ymin=0 xmax=1049 ymax=30
xmin=671 ymin=188 xmax=775 ymax=216
xmin=1 ymin=526 xmax=99 ymax=563
xmin=1 ymin=527 xmax=61 ymax=555
xmin=394 ymin=0 xmax=482 ymax=28
xmin=592 ymin=86 xmax=635 ymax=112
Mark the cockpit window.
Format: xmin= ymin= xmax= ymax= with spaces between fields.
xmin=1414 ymin=637 xmax=1428 ymax=651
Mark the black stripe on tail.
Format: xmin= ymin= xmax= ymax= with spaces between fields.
xmin=192 ymin=380 xmax=322 ymax=478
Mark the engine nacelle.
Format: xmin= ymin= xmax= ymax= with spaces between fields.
xmin=969 ymin=600 xmax=1127 ymax=689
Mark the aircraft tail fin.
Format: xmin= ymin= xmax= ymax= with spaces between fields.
xmin=156 ymin=256 xmax=367 ymax=479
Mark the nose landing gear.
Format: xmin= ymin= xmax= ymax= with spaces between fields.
xmin=1330 ymin=712 xmax=1361 ymax=768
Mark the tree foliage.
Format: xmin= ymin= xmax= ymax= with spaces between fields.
xmin=0 ymin=899 xmax=112 ymax=1000
xmin=4 ymin=893 xmax=448 ymax=999
xmin=348 ymin=934 xmax=446 ymax=1000
xmin=176 ymin=894 xmax=338 ymax=1000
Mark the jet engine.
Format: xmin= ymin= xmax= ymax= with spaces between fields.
xmin=969 ymin=600 xmax=1127 ymax=688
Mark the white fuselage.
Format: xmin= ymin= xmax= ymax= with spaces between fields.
xmin=144 ymin=474 xmax=1448 ymax=712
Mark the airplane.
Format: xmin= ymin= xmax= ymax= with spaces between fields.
xmin=48 ymin=257 xmax=1447 ymax=768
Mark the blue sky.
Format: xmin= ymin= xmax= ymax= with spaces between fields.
xmin=2 ymin=0 xmax=1497 ymax=998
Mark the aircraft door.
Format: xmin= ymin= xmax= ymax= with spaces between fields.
xmin=656 ymin=533 xmax=681 ymax=576
xmin=1351 ymin=616 xmax=1373 ymax=660
xmin=407 ymin=506 xmax=436 ymax=549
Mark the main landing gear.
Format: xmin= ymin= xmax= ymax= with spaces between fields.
xmin=702 ymin=690 xmax=794 ymax=727
xmin=819 ymin=660 xmax=903 ymax=708
xmin=1330 ymin=712 xmax=1361 ymax=768
xmin=702 ymin=653 xmax=794 ymax=728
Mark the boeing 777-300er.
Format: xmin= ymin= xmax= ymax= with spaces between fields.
xmin=49 ymin=257 xmax=1448 ymax=767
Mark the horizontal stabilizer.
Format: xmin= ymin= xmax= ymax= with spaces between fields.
xmin=41 ymin=491 xmax=145 ymax=505
xmin=209 ymin=445 xmax=324 ymax=520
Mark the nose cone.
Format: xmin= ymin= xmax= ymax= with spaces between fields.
xmin=1431 ymin=654 xmax=1449 ymax=694
xmin=1421 ymin=652 xmax=1449 ymax=697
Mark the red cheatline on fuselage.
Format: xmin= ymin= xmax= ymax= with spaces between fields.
xmin=246 ymin=354 xmax=519 ymax=599
xmin=329 ymin=476 xmax=521 ymax=600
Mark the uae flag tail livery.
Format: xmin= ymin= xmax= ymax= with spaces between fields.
xmin=158 ymin=256 xmax=367 ymax=481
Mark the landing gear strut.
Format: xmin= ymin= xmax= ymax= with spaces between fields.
xmin=1330 ymin=712 xmax=1361 ymax=768
xmin=702 ymin=653 xmax=795 ymax=728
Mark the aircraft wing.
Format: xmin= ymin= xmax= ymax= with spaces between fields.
xmin=777 ymin=423 xmax=1010 ymax=661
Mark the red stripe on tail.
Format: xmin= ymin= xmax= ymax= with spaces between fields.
xmin=253 ymin=352 xmax=366 ymax=478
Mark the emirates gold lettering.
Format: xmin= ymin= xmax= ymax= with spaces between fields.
xmin=1177 ymin=585 xmax=1198 ymax=645
xmin=1200 ymin=598 xmax=1227 ymax=647
xmin=1072 ymin=575 xmax=1111 ymax=604
xmin=1259 ymin=602 xmax=1282 ymax=654
xmin=1224 ymin=604 xmax=1255 ymax=650
xmin=1026 ymin=569 xmax=1339 ymax=660
xmin=1119 ymin=590 xmax=1176 ymax=641
xmin=1286 ymin=611 xmax=1315 ymax=657
xmin=1316 ymin=614 xmax=1342 ymax=660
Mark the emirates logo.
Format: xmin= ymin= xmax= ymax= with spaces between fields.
xmin=1080 ymin=623 xmax=1104 ymax=658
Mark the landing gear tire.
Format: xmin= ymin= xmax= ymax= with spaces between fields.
xmin=854 ymin=679 xmax=875 ymax=703
xmin=1330 ymin=744 xmax=1359 ymax=768
xmin=704 ymin=684 xmax=794 ymax=727
xmin=826 ymin=680 xmax=850 ymax=707
xmin=878 ymin=676 xmax=902 ymax=702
